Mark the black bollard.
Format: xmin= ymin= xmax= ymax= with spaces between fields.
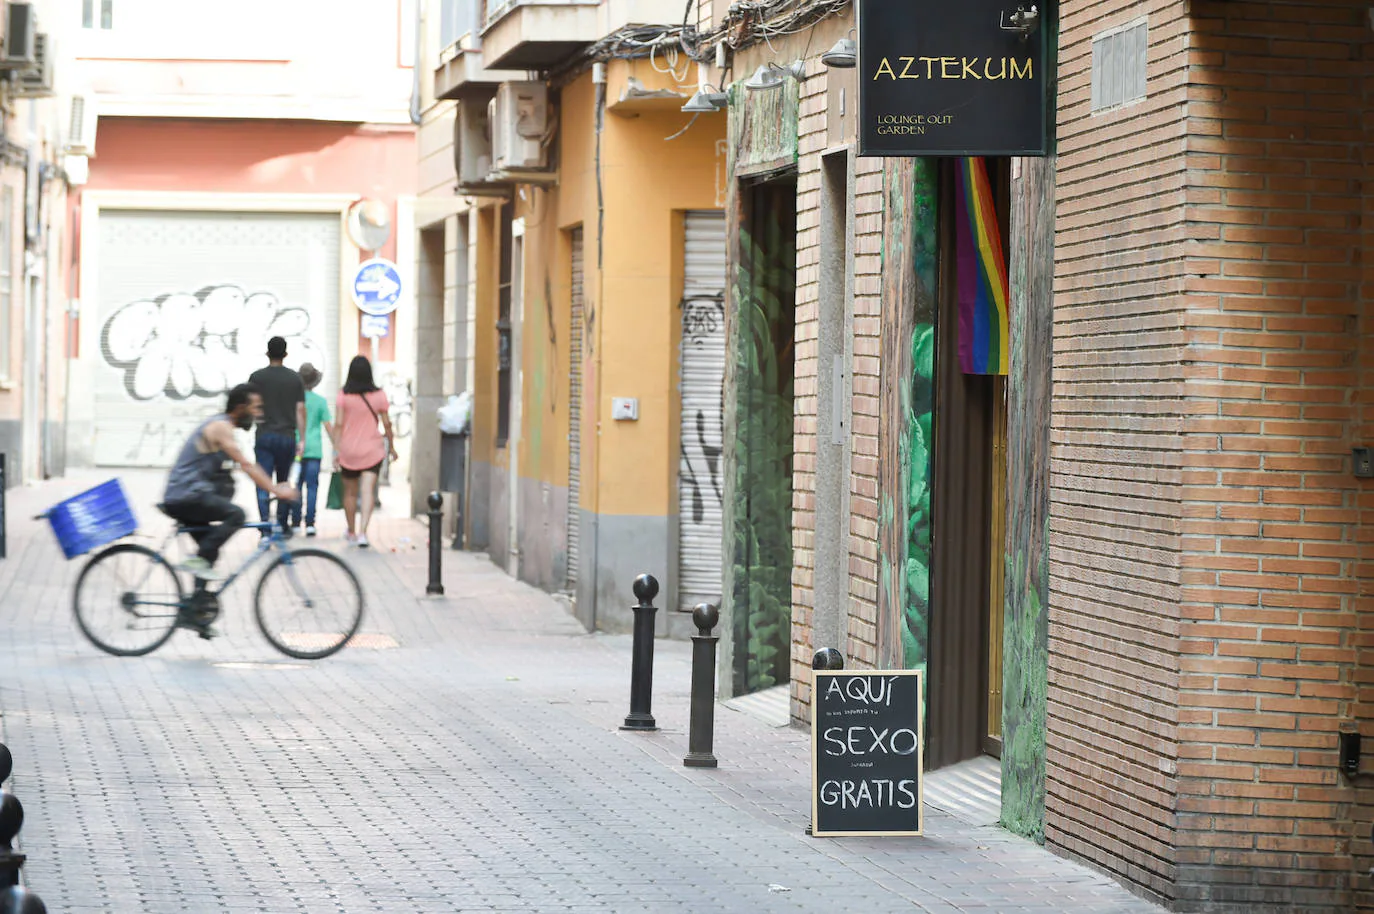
xmin=0 ymin=744 xmax=45 ymax=914
xmin=806 ymin=649 xmax=845 ymax=837
xmin=426 ymin=492 xmax=444 ymax=596
xmin=683 ymin=602 xmax=720 ymax=768
xmin=620 ymin=574 xmax=659 ymax=731
xmin=812 ymin=647 xmax=845 ymax=671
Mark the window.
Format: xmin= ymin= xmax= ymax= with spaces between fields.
xmin=439 ymin=0 xmax=476 ymax=52
xmin=82 ymin=0 xmax=113 ymax=29
xmin=496 ymin=202 xmax=513 ymax=446
xmin=0 ymin=186 xmax=12 ymax=379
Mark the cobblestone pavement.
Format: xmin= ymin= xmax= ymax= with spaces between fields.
xmin=0 ymin=471 xmax=1166 ymax=913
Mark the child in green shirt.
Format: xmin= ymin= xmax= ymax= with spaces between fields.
xmin=292 ymin=363 xmax=333 ymax=536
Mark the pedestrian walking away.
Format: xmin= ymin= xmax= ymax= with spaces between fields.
xmin=248 ymin=335 xmax=306 ymax=534
xmin=159 ymin=382 xmax=299 ymax=582
xmin=329 ymin=355 xmax=398 ymax=549
xmin=291 ymin=361 xmax=333 ymax=537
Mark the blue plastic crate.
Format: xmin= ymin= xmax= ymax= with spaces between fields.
xmin=45 ymin=479 xmax=138 ymax=559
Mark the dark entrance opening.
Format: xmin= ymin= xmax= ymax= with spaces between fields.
xmin=731 ymin=175 xmax=797 ymax=696
xmin=926 ymin=158 xmax=1010 ymax=771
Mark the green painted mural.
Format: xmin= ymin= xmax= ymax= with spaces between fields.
xmin=729 ymin=180 xmax=797 ymax=695
xmin=1000 ymin=154 xmax=1054 ymax=842
xmin=877 ymin=159 xmax=939 ymax=677
xmin=902 ymin=162 xmax=939 ymax=673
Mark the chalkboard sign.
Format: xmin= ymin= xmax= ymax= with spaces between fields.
xmin=811 ymin=670 xmax=923 ymax=837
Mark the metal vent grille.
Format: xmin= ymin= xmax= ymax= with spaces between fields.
xmin=1091 ymin=18 xmax=1148 ymax=112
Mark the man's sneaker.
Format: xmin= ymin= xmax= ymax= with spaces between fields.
xmin=345 ymin=531 xmax=358 ymax=545
xmin=305 ymin=525 xmax=317 ymax=537
xmin=357 ymin=534 xmax=370 ymax=549
xmin=178 ymin=557 xmax=224 ymax=581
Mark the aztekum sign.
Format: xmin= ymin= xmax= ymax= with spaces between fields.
xmin=857 ymin=0 xmax=1049 ymax=157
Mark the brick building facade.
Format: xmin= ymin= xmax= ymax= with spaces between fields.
xmin=1052 ymin=0 xmax=1374 ymax=908
xmin=714 ymin=0 xmax=1374 ymax=909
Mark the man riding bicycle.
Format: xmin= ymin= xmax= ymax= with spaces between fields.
xmin=161 ymin=382 xmax=298 ymax=582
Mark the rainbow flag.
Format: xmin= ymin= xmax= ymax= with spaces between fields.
xmin=954 ymin=157 xmax=1009 ymax=375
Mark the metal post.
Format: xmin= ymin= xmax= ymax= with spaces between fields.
xmin=684 ymin=602 xmax=720 ymax=768
xmin=621 ymin=573 xmax=659 ymax=731
xmin=0 ymin=453 xmax=7 ymax=560
xmin=806 ymin=648 xmax=845 ymax=837
xmin=426 ymin=492 xmax=444 ymax=596
xmin=0 ymin=743 xmax=46 ymax=913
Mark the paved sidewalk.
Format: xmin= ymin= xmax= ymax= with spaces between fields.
xmin=0 ymin=471 xmax=1165 ymax=913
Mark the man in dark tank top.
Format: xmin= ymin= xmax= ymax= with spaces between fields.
xmin=162 ymin=383 xmax=298 ymax=581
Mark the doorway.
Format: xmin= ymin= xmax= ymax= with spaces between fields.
xmin=678 ymin=210 xmax=727 ymax=612
xmin=567 ymin=226 xmax=584 ymax=591
xmin=730 ymin=176 xmax=796 ymax=696
xmin=926 ymin=158 xmax=1011 ymax=771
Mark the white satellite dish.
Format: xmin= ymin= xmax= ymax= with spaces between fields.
xmin=346 ymin=199 xmax=391 ymax=252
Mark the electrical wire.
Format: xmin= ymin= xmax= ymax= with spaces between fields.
xmin=664 ymin=112 xmax=701 ymax=142
xmin=563 ymin=0 xmax=849 ymax=75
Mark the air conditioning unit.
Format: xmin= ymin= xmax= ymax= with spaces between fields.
xmin=490 ymin=81 xmax=549 ymax=174
xmin=0 ymin=2 xmax=35 ymax=70
xmin=65 ymin=93 xmax=98 ymax=156
xmin=11 ymin=31 xmax=52 ymax=97
xmin=453 ymin=96 xmax=493 ymax=186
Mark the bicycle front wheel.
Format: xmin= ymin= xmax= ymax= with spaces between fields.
xmin=73 ymin=543 xmax=184 ymax=656
xmin=254 ymin=548 xmax=364 ymax=659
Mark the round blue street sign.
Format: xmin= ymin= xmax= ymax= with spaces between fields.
xmin=350 ymin=257 xmax=403 ymax=316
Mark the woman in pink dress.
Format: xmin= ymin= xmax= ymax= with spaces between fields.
xmin=328 ymin=355 xmax=398 ymax=547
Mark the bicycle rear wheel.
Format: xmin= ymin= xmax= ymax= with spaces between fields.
xmin=254 ymin=548 xmax=364 ymax=659
xmin=73 ymin=543 xmax=184 ymax=656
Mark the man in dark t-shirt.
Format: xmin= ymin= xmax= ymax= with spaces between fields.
xmin=247 ymin=336 xmax=305 ymax=533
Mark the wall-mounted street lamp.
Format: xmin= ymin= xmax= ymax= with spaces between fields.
xmin=1000 ymin=4 xmax=1040 ymax=41
xmin=744 ymin=60 xmax=805 ymax=91
xmin=681 ymin=85 xmax=729 ymax=112
xmin=821 ymin=31 xmax=857 ymax=69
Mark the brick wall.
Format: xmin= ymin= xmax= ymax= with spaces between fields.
xmin=1048 ymin=0 xmax=1191 ymax=902
xmin=1358 ymin=22 xmax=1374 ymax=911
xmin=846 ymin=156 xmax=884 ymax=672
xmin=722 ymin=17 xmax=886 ymax=721
xmin=788 ymin=48 xmax=886 ymax=715
xmin=1174 ymin=2 xmax=1368 ymax=909
xmin=791 ymin=52 xmax=824 ymax=711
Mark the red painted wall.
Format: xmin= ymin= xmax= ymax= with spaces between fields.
xmin=79 ymin=117 xmax=417 ymax=359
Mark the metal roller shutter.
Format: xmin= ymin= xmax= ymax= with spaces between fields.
xmin=567 ymin=227 xmax=584 ymax=588
xmin=93 ymin=210 xmax=341 ymax=468
xmin=678 ymin=211 xmax=727 ymax=611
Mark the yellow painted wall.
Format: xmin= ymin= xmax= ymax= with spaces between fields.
xmin=512 ymin=61 xmax=727 ymax=519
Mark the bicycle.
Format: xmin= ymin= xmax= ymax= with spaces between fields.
xmin=70 ymin=505 xmax=364 ymax=660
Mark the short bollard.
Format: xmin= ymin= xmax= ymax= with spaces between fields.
xmin=683 ymin=602 xmax=720 ymax=768
xmin=0 ymin=743 xmax=47 ymax=914
xmin=813 ymin=647 xmax=845 ymax=672
xmin=806 ymin=649 xmax=845 ymax=837
xmin=426 ymin=491 xmax=444 ymax=596
xmin=620 ymin=573 xmax=660 ymax=731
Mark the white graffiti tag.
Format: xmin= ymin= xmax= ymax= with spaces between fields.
xmin=101 ymin=285 xmax=328 ymax=400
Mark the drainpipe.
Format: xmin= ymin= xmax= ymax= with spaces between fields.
xmin=589 ymin=60 xmax=606 ymax=630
